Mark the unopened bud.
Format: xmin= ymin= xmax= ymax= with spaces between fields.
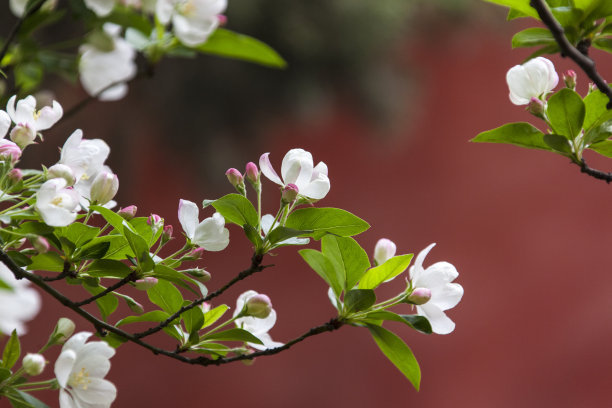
xmin=406 ymin=287 xmax=432 ymax=305
xmin=184 ymin=268 xmax=211 ymax=283
xmin=184 ymin=247 xmax=205 ymax=260
xmin=47 ymin=164 xmax=75 ymax=186
xmin=90 ymin=171 xmax=119 ymax=205
xmin=22 ymin=353 xmax=46 ymax=376
xmin=225 ymin=168 xmax=243 ymax=187
xmin=31 ymin=236 xmax=49 ymax=254
xmin=527 ymin=97 xmax=545 ymax=118
xmin=161 ymin=225 xmax=173 ymax=243
xmin=134 ymin=277 xmax=158 ymax=290
xmin=49 ymin=317 xmax=76 ymax=345
xmin=217 ymin=14 xmax=228 ymax=26
xmin=245 ymin=162 xmax=259 ymax=185
xmin=147 ymin=214 xmax=162 ymax=226
xmin=563 ymin=69 xmax=577 ymax=90
xmin=7 ymin=168 xmax=23 ymax=185
xmin=201 ymin=302 xmax=211 ymax=313
xmin=10 ymin=125 xmax=36 ymax=149
xmin=245 ymin=293 xmax=272 ymax=318
xmin=118 ymin=205 xmax=137 ymax=220
xmin=0 ymin=139 xmax=21 ymax=164
xmin=281 ymin=183 xmax=299 ymax=204
xmin=374 ymin=238 xmax=396 ymax=266
xmin=125 ymin=297 xmax=144 ymax=314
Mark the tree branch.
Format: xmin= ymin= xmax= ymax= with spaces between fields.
xmin=0 ymin=0 xmax=47 ymax=65
xmin=134 ymin=253 xmax=269 ymax=339
xmin=73 ymin=272 xmax=137 ymax=307
xmin=580 ymin=158 xmax=612 ymax=183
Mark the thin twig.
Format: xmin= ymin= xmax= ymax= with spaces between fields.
xmin=529 ymin=0 xmax=612 ymax=108
xmin=73 ymin=272 xmax=137 ymax=307
xmin=0 ymin=0 xmax=47 ymax=65
xmin=580 ymin=158 xmax=612 ymax=183
xmin=39 ymin=260 xmax=75 ymax=281
xmin=134 ymin=253 xmax=269 ymax=339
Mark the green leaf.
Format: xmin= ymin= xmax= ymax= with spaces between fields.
xmin=472 ymin=122 xmax=552 ymax=151
xmin=90 ymin=205 xmax=133 ymax=233
xmin=84 ymin=283 xmax=118 ymax=320
xmin=202 ymin=304 xmax=229 ymax=328
xmin=15 ymin=62 xmax=43 ymax=93
xmin=589 ymin=140 xmax=612 ymax=157
xmin=6 ymin=389 xmax=51 ymax=408
xmin=321 ymin=235 xmax=370 ymax=290
xmin=73 ymin=241 xmax=110 ymax=261
xmin=364 ymin=311 xmax=433 ymax=334
xmin=543 ymin=134 xmax=573 ymax=154
xmin=0 ymin=367 xmax=11 ymax=381
xmin=116 ymin=310 xmax=171 ymax=327
xmin=104 ymin=7 xmax=153 ymax=36
xmin=367 ymin=324 xmax=421 ymax=390
xmin=265 ymin=226 xmax=312 ymax=246
xmin=2 ymin=330 xmax=20 ymax=369
xmin=299 ymin=249 xmax=343 ymax=296
xmin=285 ymin=208 xmax=370 ymax=239
xmin=7 ymin=251 xmax=32 ymax=268
xmin=27 ymin=252 xmax=65 ymax=272
xmin=359 ymin=254 xmax=414 ymax=290
xmin=153 ymin=264 xmax=207 ymax=297
xmin=85 ymin=259 xmax=132 ymax=279
xmin=123 ymin=227 xmax=154 ymax=272
xmin=60 ymin=223 xmax=100 ymax=247
xmin=585 ymin=0 xmax=612 ymax=20
xmin=344 ymin=289 xmax=376 ymax=313
xmin=507 ymin=8 xmax=530 ymax=20
xmin=547 ymin=88 xmax=586 ymax=139
xmin=131 ymin=217 xmax=162 ymax=248
xmin=512 ymin=27 xmax=555 ymax=48
xmin=202 ymin=328 xmax=263 ymax=345
xmin=592 ymin=37 xmax=612 ymax=53
xmin=182 ymin=305 xmax=204 ymax=336
xmin=243 ymin=224 xmax=263 ymax=249
xmin=195 ymin=28 xmax=286 ymax=68
xmin=583 ymin=89 xmax=612 ymax=131
xmin=212 ymin=194 xmax=258 ymax=228
xmin=147 ymin=279 xmax=183 ymax=314
xmin=482 ymin=0 xmax=540 ymax=18
xmin=550 ymin=6 xmax=583 ymax=27
xmin=15 ymin=222 xmax=53 ymax=236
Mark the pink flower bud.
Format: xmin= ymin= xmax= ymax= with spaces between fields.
xmin=7 ymin=168 xmax=22 ymax=184
xmin=563 ymin=69 xmax=577 ymax=90
xmin=245 ymin=162 xmax=259 ymax=184
xmin=201 ymin=302 xmax=211 ymax=313
xmin=147 ymin=214 xmax=163 ymax=231
xmin=245 ymin=293 xmax=273 ymax=318
xmin=225 ymin=168 xmax=244 ymax=187
xmin=162 ymin=225 xmax=173 ymax=243
xmin=217 ymin=14 xmax=227 ymax=26
xmin=407 ymin=287 xmax=432 ymax=305
xmin=10 ymin=124 xmax=36 ymax=149
xmin=90 ymin=171 xmax=119 ymax=205
xmin=134 ymin=277 xmax=158 ymax=290
xmin=0 ymin=139 xmax=21 ymax=164
xmin=31 ymin=236 xmax=49 ymax=254
xmin=118 ymin=205 xmax=138 ymax=220
xmin=527 ymin=97 xmax=545 ymax=118
xmin=281 ymin=183 xmax=299 ymax=204
xmin=374 ymin=238 xmax=396 ymax=266
xmin=184 ymin=268 xmax=211 ymax=283
xmin=185 ymin=247 xmax=205 ymax=260
xmin=47 ymin=164 xmax=75 ymax=186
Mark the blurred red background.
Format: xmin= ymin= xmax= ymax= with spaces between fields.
xmin=13 ymin=3 xmax=612 ymax=408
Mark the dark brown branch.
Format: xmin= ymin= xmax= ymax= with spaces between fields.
xmin=134 ymin=253 xmax=269 ymax=339
xmin=39 ymin=260 xmax=76 ymax=281
xmin=529 ymin=0 xmax=612 ymax=108
xmin=580 ymin=158 xmax=612 ymax=183
xmin=0 ymin=0 xmax=46 ymax=65
xmin=73 ymin=272 xmax=137 ymax=307
xmin=0 ymin=249 xmax=339 ymax=368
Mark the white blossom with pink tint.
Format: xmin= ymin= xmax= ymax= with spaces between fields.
xmin=35 ymin=178 xmax=81 ymax=227
xmin=178 ymin=199 xmax=230 ymax=251
xmin=259 ymin=148 xmax=330 ymax=200
xmin=89 ymin=170 xmax=119 ymax=205
xmin=409 ymin=243 xmax=464 ymax=335
xmin=156 ymin=0 xmax=227 ymax=47
xmin=6 ymin=95 xmax=63 ymax=136
xmin=234 ymin=290 xmax=283 ymax=350
xmin=506 ymin=57 xmax=559 ymax=105
xmin=373 ymin=238 xmax=396 ymax=266
xmin=0 ymin=262 xmax=40 ymax=335
xmin=0 ymin=110 xmax=10 ymax=138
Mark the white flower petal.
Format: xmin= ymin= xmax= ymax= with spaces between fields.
xmin=249 ymin=332 xmax=283 ymax=351
xmin=178 ymin=199 xmax=199 ymax=240
xmin=430 ymin=282 xmax=464 ymax=311
xmin=155 ymin=0 xmax=174 ymax=24
xmin=72 ymin=377 xmax=117 ymax=405
xmin=193 ymin=213 xmax=229 ymax=251
xmin=55 ymin=349 xmax=77 ymax=388
xmin=417 ymin=303 xmax=456 ymax=335
xmin=83 ymin=0 xmax=115 ymax=16
xmin=409 ymin=242 xmax=436 ymax=280
xmin=35 ymin=101 xmax=63 ymax=131
xmin=299 ymin=174 xmax=330 ymax=200
xmin=281 ymin=148 xmax=313 ymax=188
xmin=59 ymin=389 xmax=78 ymax=408
xmin=259 ymin=153 xmax=283 ymax=186
xmin=78 ymin=341 xmax=116 ymax=361
xmin=62 ymin=332 xmax=93 ymax=354
xmin=0 ymin=111 xmax=10 ymax=138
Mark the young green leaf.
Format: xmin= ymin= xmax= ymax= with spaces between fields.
xmin=2 ymin=330 xmax=20 ymax=369
xmin=589 ymin=140 xmax=612 ymax=157
xmin=285 ymin=208 xmax=370 ymax=239
xmin=543 ymin=134 xmax=573 ymax=155
xmin=482 ymin=0 xmax=540 ymax=19
xmin=299 ymin=249 xmax=343 ymax=296
xmin=367 ymin=324 xmax=421 ymax=390
xmin=147 ymin=279 xmax=183 ymax=314
xmin=85 ymin=259 xmax=132 ymax=279
xmin=123 ymin=227 xmax=154 ymax=272
xmin=321 ymin=235 xmax=370 ymax=290
xmin=182 ymin=305 xmax=204 ymax=336
xmin=472 ymin=122 xmax=552 ymax=151
xmin=344 ymin=289 xmax=376 ymax=313
xmin=547 ymin=88 xmax=585 ymax=139
xmin=265 ymin=226 xmax=312 ymax=246
xmin=359 ymin=254 xmax=413 ymax=290
xmin=84 ymin=284 xmax=118 ymax=320
xmin=512 ymin=27 xmax=555 ymax=48
xmin=116 ymin=310 xmax=171 ymax=327
xmin=202 ymin=304 xmax=230 ymax=329
xmin=365 ymin=311 xmax=433 ymax=334
xmin=201 ymin=328 xmax=263 ymax=345
xmin=212 ymin=194 xmax=258 ymax=228
xmin=6 ymin=389 xmax=51 ymax=408
xmin=27 ymin=252 xmax=65 ymax=272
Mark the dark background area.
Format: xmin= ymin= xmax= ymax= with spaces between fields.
xmin=5 ymin=0 xmax=612 ymax=407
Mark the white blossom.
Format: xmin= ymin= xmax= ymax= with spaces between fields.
xmin=6 ymin=95 xmax=63 ymax=135
xmin=83 ymin=0 xmax=116 ymax=16
xmin=54 ymin=332 xmax=117 ymax=408
xmin=234 ymin=290 xmax=283 ymax=350
xmin=506 ymin=57 xmax=559 ymax=105
xmin=156 ymin=0 xmax=226 ymax=47
xmin=373 ymin=238 xmax=396 ymax=266
xmin=259 ymin=148 xmax=330 ymax=200
xmin=409 ymin=243 xmax=463 ymax=335
xmin=35 ymin=178 xmax=81 ymax=227
xmin=0 ymin=110 xmax=10 ymax=138
xmin=0 ymin=263 xmax=41 ymax=335
xmin=178 ymin=199 xmax=229 ymax=251
xmin=79 ymin=24 xmax=137 ymax=101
